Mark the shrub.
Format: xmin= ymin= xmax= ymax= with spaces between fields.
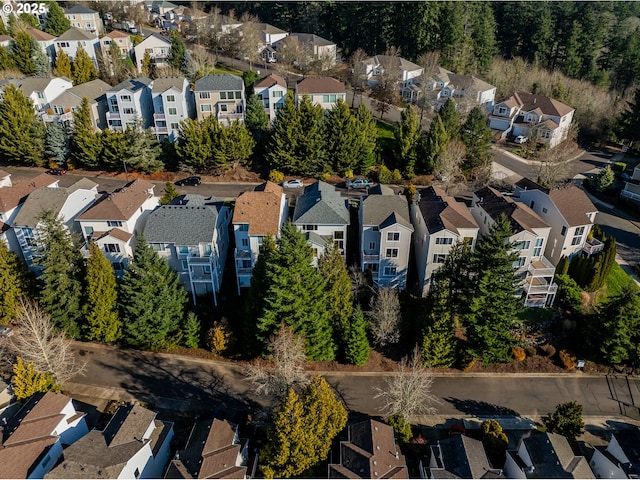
xmin=524 ymin=345 xmax=537 ymax=357
xmin=612 ymin=162 xmax=627 ymax=172
xmin=558 ymin=349 xmax=577 ymax=371
xmin=344 ymin=169 xmax=354 ymax=179
xmin=377 ymin=165 xmax=392 ymax=184
xmin=388 ymin=414 xmax=413 ymax=444
xmin=538 ymin=344 xmax=556 ymax=357
xmin=268 ymin=170 xmax=284 ymax=183
xmin=207 ymin=318 xmax=233 ymax=355
xmin=392 ymin=169 xmax=403 ymax=182
xmin=512 ymin=346 xmax=526 ymax=362
xmin=403 ymin=183 xmax=417 ymax=203
xmin=321 ymin=172 xmax=331 ymax=182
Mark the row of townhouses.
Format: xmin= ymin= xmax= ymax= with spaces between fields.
xmin=0 ymin=171 xmax=598 ymax=308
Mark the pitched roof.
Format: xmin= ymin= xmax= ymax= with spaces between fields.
xmin=548 ymin=185 xmax=597 ymax=227
xmin=508 ymin=91 xmax=574 ymax=117
xmin=417 ymin=186 xmax=478 ymax=235
xmin=446 ymin=73 xmax=495 ymax=93
xmin=368 ymin=54 xmax=422 ymax=73
xmin=0 ymin=174 xmax=56 ymax=213
xmin=138 ymin=32 xmax=171 ymax=46
xmin=297 ymin=77 xmax=345 ymax=95
xmin=362 ymin=194 xmax=412 ymax=231
xmin=25 ymin=27 xmax=56 ymax=42
xmin=514 ymin=178 xmax=549 ymax=195
xmin=104 ymin=30 xmax=130 ymax=39
xmin=290 ymin=32 xmax=334 ymax=46
xmin=474 ymin=187 xmax=549 ymax=234
xmin=19 ymin=76 xmax=64 ymax=96
xmin=195 ymin=74 xmax=244 ymax=92
xmin=430 ymin=435 xmax=496 ymax=479
xmin=517 ymin=432 xmax=594 ymax=478
xmin=232 ymin=182 xmax=284 ymax=236
xmin=65 ymin=5 xmax=98 ymax=14
xmin=109 ymin=77 xmax=152 ymax=93
xmin=255 ymin=22 xmax=287 ymax=35
xmin=293 ymin=181 xmax=349 ymax=225
xmin=56 ymin=27 xmax=97 ymax=42
xmin=65 ymin=78 xmax=112 ymax=102
xmin=77 ymin=179 xmax=154 ymax=221
xmin=152 ymin=76 xmax=187 ymax=93
xmin=254 ymin=73 xmax=287 ymax=89
xmin=144 ymin=196 xmax=224 ymax=246
xmin=610 ymin=428 xmax=640 ymax=477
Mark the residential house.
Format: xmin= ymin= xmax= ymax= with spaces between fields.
xmin=504 ymin=432 xmax=594 ymax=478
xmin=46 ymin=403 xmax=174 ymax=480
xmin=0 ymin=173 xmax=58 ymax=251
xmin=295 ymin=77 xmax=346 ymax=110
xmin=253 ymin=74 xmax=287 ymax=122
xmin=145 ymin=0 xmax=179 ymax=17
xmin=232 ymin=182 xmax=288 ymax=292
xmin=134 ymin=33 xmax=171 ymax=72
xmin=328 ymin=419 xmax=408 ymax=479
xmin=621 ymin=164 xmax=640 ymax=205
xmin=293 ymin=181 xmax=350 ymax=265
xmin=42 ymin=78 xmax=111 ymax=129
xmin=0 ymin=34 xmax=12 ymax=48
xmin=410 ymin=186 xmax=479 ymax=295
xmin=470 ymin=187 xmax=557 ymax=307
xmin=0 ymin=392 xmax=89 ymax=479
xmin=55 ymin=27 xmax=99 ymax=66
xmin=100 ymin=30 xmax=133 ymax=57
xmin=25 ymin=28 xmax=57 ymax=66
xmin=151 ymin=76 xmax=193 ymax=141
xmin=489 ymin=91 xmax=575 ymax=148
xmin=274 ymin=32 xmax=337 ymax=66
xmin=12 ymin=178 xmax=98 ymax=268
xmin=0 ymin=77 xmax=74 ymax=116
xmin=165 ymin=418 xmax=248 ymax=479
xmin=360 ymin=185 xmax=413 ymax=289
xmin=144 ymin=194 xmax=232 ymax=305
xmin=252 ymin=23 xmax=288 ymax=63
xmin=513 ymin=179 xmax=599 ymax=265
xmin=421 ymin=435 xmax=502 ymax=479
xmin=65 ymin=5 xmax=103 ymax=35
xmin=106 ymin=77 xmax=154 ymax=130
xmin=194 ymin=74 xmax=245 ymax=125
xmin=76 ymin=179 xmax=158 ymax=273
xmin=590 ymin=428 xmax=640 ymax=479
xmin=362 ymin=54 xmax=423 ymax=91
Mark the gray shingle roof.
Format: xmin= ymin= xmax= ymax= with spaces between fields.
xmin=109 ymin=77 xmax=152 ymax=93
xmin=515 ymin=432 xmax=594 ymax=478
xmin=66 ymin=78 xmax=112 ymax=102
xmin=290 ymin=32 xmax=334 ymax=46
xmin=362 ymin=194 xmax=412 ymax=230
xmin=144 ymin=199 xmax=223 ymax=246
xmin=56 ymin=27 xmax=97 ymax=42
xmin=152 ymin=76 xmax=187 ymax=93
xmin=194 ymin=74 xmax=244 ymax=92
xmin=65 ymin=5 xmax=98 ymax=14
xmin=293 ymin=181 xmax=349 ymax=225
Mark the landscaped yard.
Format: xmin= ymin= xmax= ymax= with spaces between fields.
xmin=376 ymin=120 xmax=396 ymax=162
xmin=603 ymin=262 xmax=636 ymax=298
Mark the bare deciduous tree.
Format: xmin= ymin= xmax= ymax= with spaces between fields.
xmin=435 ymin=138 xmax=466 ymax=193
xmin=368 ymin=288 xmax=401 ymax=347
xmin=374 ymin=346 xmax=440 ymax=419
xmin=12 ymin=299 xmax=86 ymax=384
xmin=348 ymin=48 xmax=369 ymax=108
xmin=244 ymin=325 xmax=310 ymax=398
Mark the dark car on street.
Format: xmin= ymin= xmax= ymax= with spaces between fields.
xmin=174 ymin=176 xmax=202 ymax=186
xmin=46 ymin=168 xmax=67 ymax=175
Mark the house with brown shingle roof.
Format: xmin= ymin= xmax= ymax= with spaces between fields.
xmin=514 ymin=179 xmax=599 ymax=265
xmin=295 ymin=77 xmax=346 ymax=110
xmin=0 ymin=392 xmax=88 ymax=479
xmin=471 ymin=187 xmax=557 ymax=307
xmin=254 ymin=74 xmax=287 ymax=122
xmin=232 ymin=181 xmax=288 ymax=292
xmin=25 ymin=27 xmax=57 ymax=65
xmin=410 ymin=186 xmax=480 ymax=295
xmin=328 ymin=419 xmax=408 ymax=479
xmin=76 ymin=179 xmax=158 ymax=273
xmin=165 ymin=418 xmax=248 ymax=479
xmin=99 ymin=29 xmax=133 ymax=57
xmin=490 ymin=91 xmax=575 ymax=148
xmin=422 ymin=435 xmax=503 ymax=479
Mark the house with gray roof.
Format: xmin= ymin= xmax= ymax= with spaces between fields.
xmin=133 ymin=33 xmax=171 ymax=73
xmin=194 ymin=74 xmax=245 ymax=125
xmin=65 ymin=5 xmax=103 ymax=35
xmin=0 ymin=77 xmax=73 ymax=116
xmin=12 ymin=179 xmax=98 ymax=268
xmin=504 ymin=432 xmax=594 ymax=479
xmin=46 ymin=403 xmax=173 ymax=480
xmin=55 ymin=27 xmax=99 ymax=67
xmin=590 ymin=427 xmax=640 ymax=479
xmin=151 ymin=77 xmax=194 ymax=141
xmin=274 ymin=32 xmax=336 ymax=68
xmin=360 ymin=188 xmax=413 ymax=289
xmin=144 ymin=194 xmax=232 ymax=304
xmin=362 ymin=54 xmax=424 ymax=89
xmin=293 ymin=181 xmax=349 ymax=265
xmin=106 ymin=77 xmax=154 ymax=131
xmin=43 ymin=78 xmax=112 ymax=129
xmin=422 ymin=435 xmax=503 ymax=479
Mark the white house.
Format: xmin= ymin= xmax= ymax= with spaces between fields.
xmin=362 ymin=54 xmax=423 ymax=88
xmin=106 ymin=77 xmax=154 ymax=130
xmin=151 ymin=76 xmax=193 ymax=141
xmin=253 ymin=73 xmax=287 ymax=122
xmin=194 ymin=74 xmax=245 ymax=125
xmin=65 ymin=5 xmax=103 ymax=35
xmin=274 ymin=32 xmax=337 ymax=66
xmin=489 ymin=91 xmax=575 ymax=148
xmin=0 ymin=34 xmax=11 ymax=48
xmin=295 ymin=77 xmax=346 ymax=110
xmin=410 ymin=186 xmax=479 ymax=295
xmin=0 ymin=392 xmax=89 ymax=479
xmin=144 ymin=194 xmax=231 ymax=305
xmin=134 ymin=33 xmax=171 ymax=72
xmin=470 ymin=186 xmax=557 ymax=308
xmin=42 ymin=78 xmax=111 ymax=129
xmin=5 ymin=77 xmax=73 ymax=116
xmin=232 ymin=182 xmax=288 ymax=292
xmin=12 ymin=178 xmax=98 ymax=268
xmin=590 ymin=428 xmax=640 ymax=479
xmin=55 ymin=27 xmax=99 ymax=66
xmin=360 ymin=185 xmax=413 ymax=289
xmin=0 ymin=169 xmax=11 ymax=188
xmin=293 ymin=181 xmax=350 ymax=265
xmin=76 ymin=179 xmax=158 ymax=274
xmin=46 ymin=403 xmax=174 ymax=480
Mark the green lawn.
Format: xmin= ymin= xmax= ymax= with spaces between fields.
xmin=376 ymin=120 xmax=395 ymax=158
xmin=603 ymin=262 xmax=637 ymax=299
xmin=213 ymin=64 xmax=243 ymax=75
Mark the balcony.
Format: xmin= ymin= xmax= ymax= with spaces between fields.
xmin=154 ymin=125 xmax=168 ymax=134
xmin=621 ymin=186 xmax=640 ymax=203
xmin=236 ymin=267 xmax=253 ymax=276
xmin=217 ymin=112 xmax=244 ymax=125
xmin=234 ymin=248 xmax=253 ymax=260
xmin=582 ymin=237 xmax=604 ymax=256
xmin=41 ymin=112 xmax=74 ymax=123
xmin=154 ymin=113 xmax=166 ymax=121
xmin=106 ymin=111 xmax=121 ymax=121
xmin=187 ymin=254 xmax=213 ymax=266
xmin=524 ymin=276 xmax=558 ymax=296
xmin=363 ymin=254 xmax=380 ymax=262
xmin=527 ymin=256 xmax=556 ymax=277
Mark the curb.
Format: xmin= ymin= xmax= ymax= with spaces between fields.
xmin=492 ymin=145 xmax=587 ymax=166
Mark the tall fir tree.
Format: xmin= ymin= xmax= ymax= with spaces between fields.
xmin=438 ymin=98 xmax=460 ymax=138
xmin=212 ymin=120 xmax=255 ymax=170
xmin=30 ymin=39 xmax=50 ymax=76
xmin=296 ymin=95 xmax=326 ymax=176
xmin=11 ymin=31 xmax=35 ymax=75
xmin=71 ymin=97 xmax=101 ymax=168
xmin=0 ymin=45 xmax=14 ymax=70
xmin=71 ymin=44 xmax=98 ymax=85
xmin=266 ymin=92 xmax=302 ymax=174
xmin=53 ymin=47 xmax=71 ymax=78
xmin=421 ymin=278 xmax=456 ymax=368
xmin=44 ymin=122 xmax=70 ymax=166
xmin=244 ymin=94 xmax=269 ymax=141
xmin=168 ymin=30 xmax=186 ymax=69
xmin=596 ymin=285 xmax=640 ymax=365
xmin=354 ymin=103 xmax=378 ymax=174
xmin=176 ymin=118 xmax=213 ymax=170
xmin=617 ymin=87 xmax=640 ymax=145
xmin=44 ymin=1 xmax=71 ymax=36
xmin=123 ymin=121 xmax=162 ymax=173
xmin=35 ymin=210 xmax=84 ymax=339
xmin=325 ymin=99 xmax=360 ymax=175
xmin=394 ymin=106 xmax=421 ymax=177
xmin=182 ymin=312 xmax=201 ymax=348
xmin=82 ymin=242 xmax=122 ymax=343
xmin=345 ymin=307 xmax=370 ymax=366
xmin=0 ymin=241 xmax=35 ymax=324
xmin=12 ymin=357 xmax=60 ymax=402
xmin=0 ymin=83 xmax=45 ymax=166
xmin=98 ymin=128 xmax=127 ymax=171
xmin=461 ymin=106 xmax=492 ymax=175
xmin=420 ymin=115 xmax=449 ymax=174
xmin=119 ymin=237 xmax=189 ymax=350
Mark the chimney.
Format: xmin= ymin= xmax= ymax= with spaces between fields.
xmin=533 ymin=98 xmax=537 ymax=104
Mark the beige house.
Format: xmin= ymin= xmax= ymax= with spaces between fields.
xmin=43 ymin=79 xmax=112 ymax=130
xmin=100 ymin=30 xmax=133 ymax=56
xmin=295 ymin=77 xmax=346 ymax=110
xmin=194 ymin=74 xmax=245 ymax=125
xmin=64 ymin=5 xmax=103 ymax=35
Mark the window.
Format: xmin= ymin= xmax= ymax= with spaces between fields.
xmin=372 ymin=226 xmax=379 ymax=232
xmin=151 ymin=243 xmax=165 ymax=251
xmin=435 ymin=237 xmax=453 ymax=245
xmin=463 ymin=237 xmax=473 ymax=244
xmin=166 ymin=95 xmax=175 ymax=102
xmin=168 ymin=107 xmax=177 ymax=115
xmin=238 ymin=224 xmax=249 ymax=232
xmin=170 ymin=122 xmax=179 ymax=129
xmin=199 ymin=92 xmax=210 ymax=99
xmin=120 ymin=95 xmax=132 ymax=102
xmin=561 ymin=226 xmax=567 ymax=236
xmin=323 ymin=94 xmax=330 ymax=103
xmin=533 ymin=237 xmax=544 ymax=257
xmin=181 ymin=260 xmax=189 ymax=269
xmin=334 ymin=231 xmax=344 ymax=240
xmin=385 ymin=248 xmax=398 ymax=258
xmin=387 ymin=232 xmax=400 ymax=242
xmin=177 ymin=246 xmax=189 ymax=255
xmin=368 ymin=242 xmax=376 ymax=251
xmin=383 ymin=266 xmax=397 ymax=276
xmin=202 ymin=244 xmax=212 ymax=255
xmin=366 ymin=263 xmax=379 ymax=273
xmin=514 ymin=240 xmax=530 ymax=251
xmin=513 ymin=256 xmax=526 ymax=268
xmin=204 ymin=265 xmax=211 ymax=274
xmin=107 ymin=221 xmax=123 ymax=227
xmin=122 ymin=107 xmax=135 ymax=115
xmin=104 ymin=243 xmax=121 ymax=253
xmin=42 ymin=455 xmax=51 ymax=469
xmin=112 ymin=262 xmax=125 ymax=271
xmin=272 ymin=90 xmax=283 ymax=98
xmin=37 ymin=91 xmax=44 ymax=99
xmin=145 ymin=48 xmax=153 ymax=53
xmin=542 ymin=207 xmax=548 ymax=214
xmin=84 ymin=226 xmax=94 ymax=235
xmin=200 ymin=104 xmax=212 ymax=112
xmin=313 ymin=248 xmax=319 ymax=257
xmin=58 ymin=42 xmax=69 ymax=48
xmin=220 ymin=104 xmax=228 ymax=112
xmin=432 ymin=254 xmax=446 ymax=264
xmin=240 ymin=259 xmax=252 ymax=268
xmin=241 ymin=238 xmax=248 ymax=247
xmin=235 ymin=91 xmax=242 ymax=99
xmin=220 ymin=92 xmax=227 ymax=99
xmin=530 ymin=200 xmax=535 ymax=209
xmin=303 ymin=225 xmax=318 ymax=231
xmin=257 ymin=237 xmax=264 ymax=245
xmin=497 ymin=106 xmax=507 ymax=115
xmin=571 ymin=226 xmax=585 ymax=246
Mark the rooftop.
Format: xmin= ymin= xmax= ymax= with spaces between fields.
xmin=109 ymin=77 xmax=153 ymax=93
xmin=254 ymin=73 xmax=287 ymax=89
xmin=232 ymin=182 xmax=284 ymax=236
xmin=548 ymin=185 xmax=597 ymax=227
xmin=293 ymin=181 xmax=350 ymax=226
xmin=474 ymin=187 xmax=549 ymax=234
xmin=418 ymin=186 xmax=478 ymax=235
xmin=0 ymin=174 xmax=56 ymax=213
xmin=500 ymin=91 xmax=574 ymax=118
xmin=25 ymin=27 xmax=56 ymax=42
xmin=297 ymin=77 xmax=345 ymax=95
xmin=430 ymin=435 xmax=495 ymax=479
xmin=56 ymin=27 xmax=97 ymax=42
xmin=195 ymin=74 xmax=244 ymax=92
xmin=77 ymin=179 xmax=154 ymax=221
xmin=361 ymin=194 xmax=412 ymax=231
xmin=65 ymin=5 xmax=98 ymax=14
xmin=152 ymin=76 xmax=187 ymax=93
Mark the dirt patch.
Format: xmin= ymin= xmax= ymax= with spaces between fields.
xmin=66 ymin=166 xmax=264 ymax=184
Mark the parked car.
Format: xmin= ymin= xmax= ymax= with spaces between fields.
xmin=346 ymin=178 xmax=372 ymax=189
xmin=282 ymin=179 xmax=304 ymax=188
xmin=175 ymin=176 xmax=202 ymax=187
xmin=514 ymin=135 xmax=528 ymax=144
xmin=46 ymin=168 xmax=67 ymax=175
xmin=0 ymin=325 xmax=13 ymax=337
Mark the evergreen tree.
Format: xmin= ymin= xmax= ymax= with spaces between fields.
xmin=431 ymin=241 xmax=474 ymax=321
xmin=124 ymin=121 xmax=162 ymax=173
xmin=244 ymin=94 xmax=269 ymax=140
xmin=266 ymin=93 xmax=302 ymax=174
xmin=119 ymin=237 xmax=189 ymax=350
xmin=257 ymin=223 xmax=335 ymax=361
xmin=168 ymin=30 xmax=186 ymax=69
xmin=345 ymin=307 xmax=370 ymax=366
xmin=617 ymin=87 xmax=640 ymax=145
xmin=176 ymin=118 xmax=213 ymax=170
xmin=0 ymin=241 xmax=34 ymax=324
xmin=11 ymin=31 xmax=35 ymax=75
xmin=421 ymin=279 xmax=456 ymax=368
xmin=318 ymin=243 xmax=353 ymax=350
xmin=465 ymin=215 xmax=522 ymax=364
xmin=160 ymin=182 xmax=179 ymax=205
xmin=596 ymin=285 xmax=640 ymax=365
xmin=82 ymin=242 xmax=121 ymax=343
xmin=12 ymin=357 xmax=60 ymax=403
xmin=481 ymin=420 xmax=508 ymax=468
xmin=420 ymin=115 xmax=449 ymax=174
xmin=71 ymin=44 xmax=98 ymax=85
xmin=354 ymin=103 xmax=378 ymax=174
xmin=53 ymin=47 xmax=71 ymax=78
xmin=0 ymin=18 xmax=6 ymax=35
xmin=325 ymin=99 xmax=360 ymax=175
xmin=98 ymin=128 xmax=127 ymax=171
xmin=438 ymin=98 xmax=460 ymax=138
xmin=461 ymin=106 xmax=492 ymax=175
xmin=35 ymin=210 xmax=84 ymax=338
xmin=180 ymin=49 xmax=197 ymax=81
xmin=394 ymin=106 xmax=421 ymax=177
xmin=213 ymin=120 xmax=255 ymax=170
xmin=30 ymin=39 xmax=50 ymax=76
xmin=0 ymin=84 xmax=45 ymax=166
xmin=44 ymin=1 xmax=71 ymax=36
xmin=44 ymin=122 xmax=70 ymax=166
xmin=246 ymin=235 xmax=277 ymax=356
xmin=296 ymin=95 xmax=326 ymax=176
xmin=545 ymin=401 xmax=584 ymax=441
xmin=471 ymin=2 xmax=497 ymax=74
xmin=183 ymin=312 xmax=201 ymax=348
xmin=108 ymin=39 xmax=131 ymax=84
xmin=141 ymin=50 xmax=152 ymax=77
xmin=71 ymin=97 xmax=101 ymax=168
xmin=0 ymin=45 xmax=14 ymax=70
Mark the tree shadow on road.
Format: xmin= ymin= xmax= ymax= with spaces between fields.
xmin=443 ymin=397 xmax=520 ymax=417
